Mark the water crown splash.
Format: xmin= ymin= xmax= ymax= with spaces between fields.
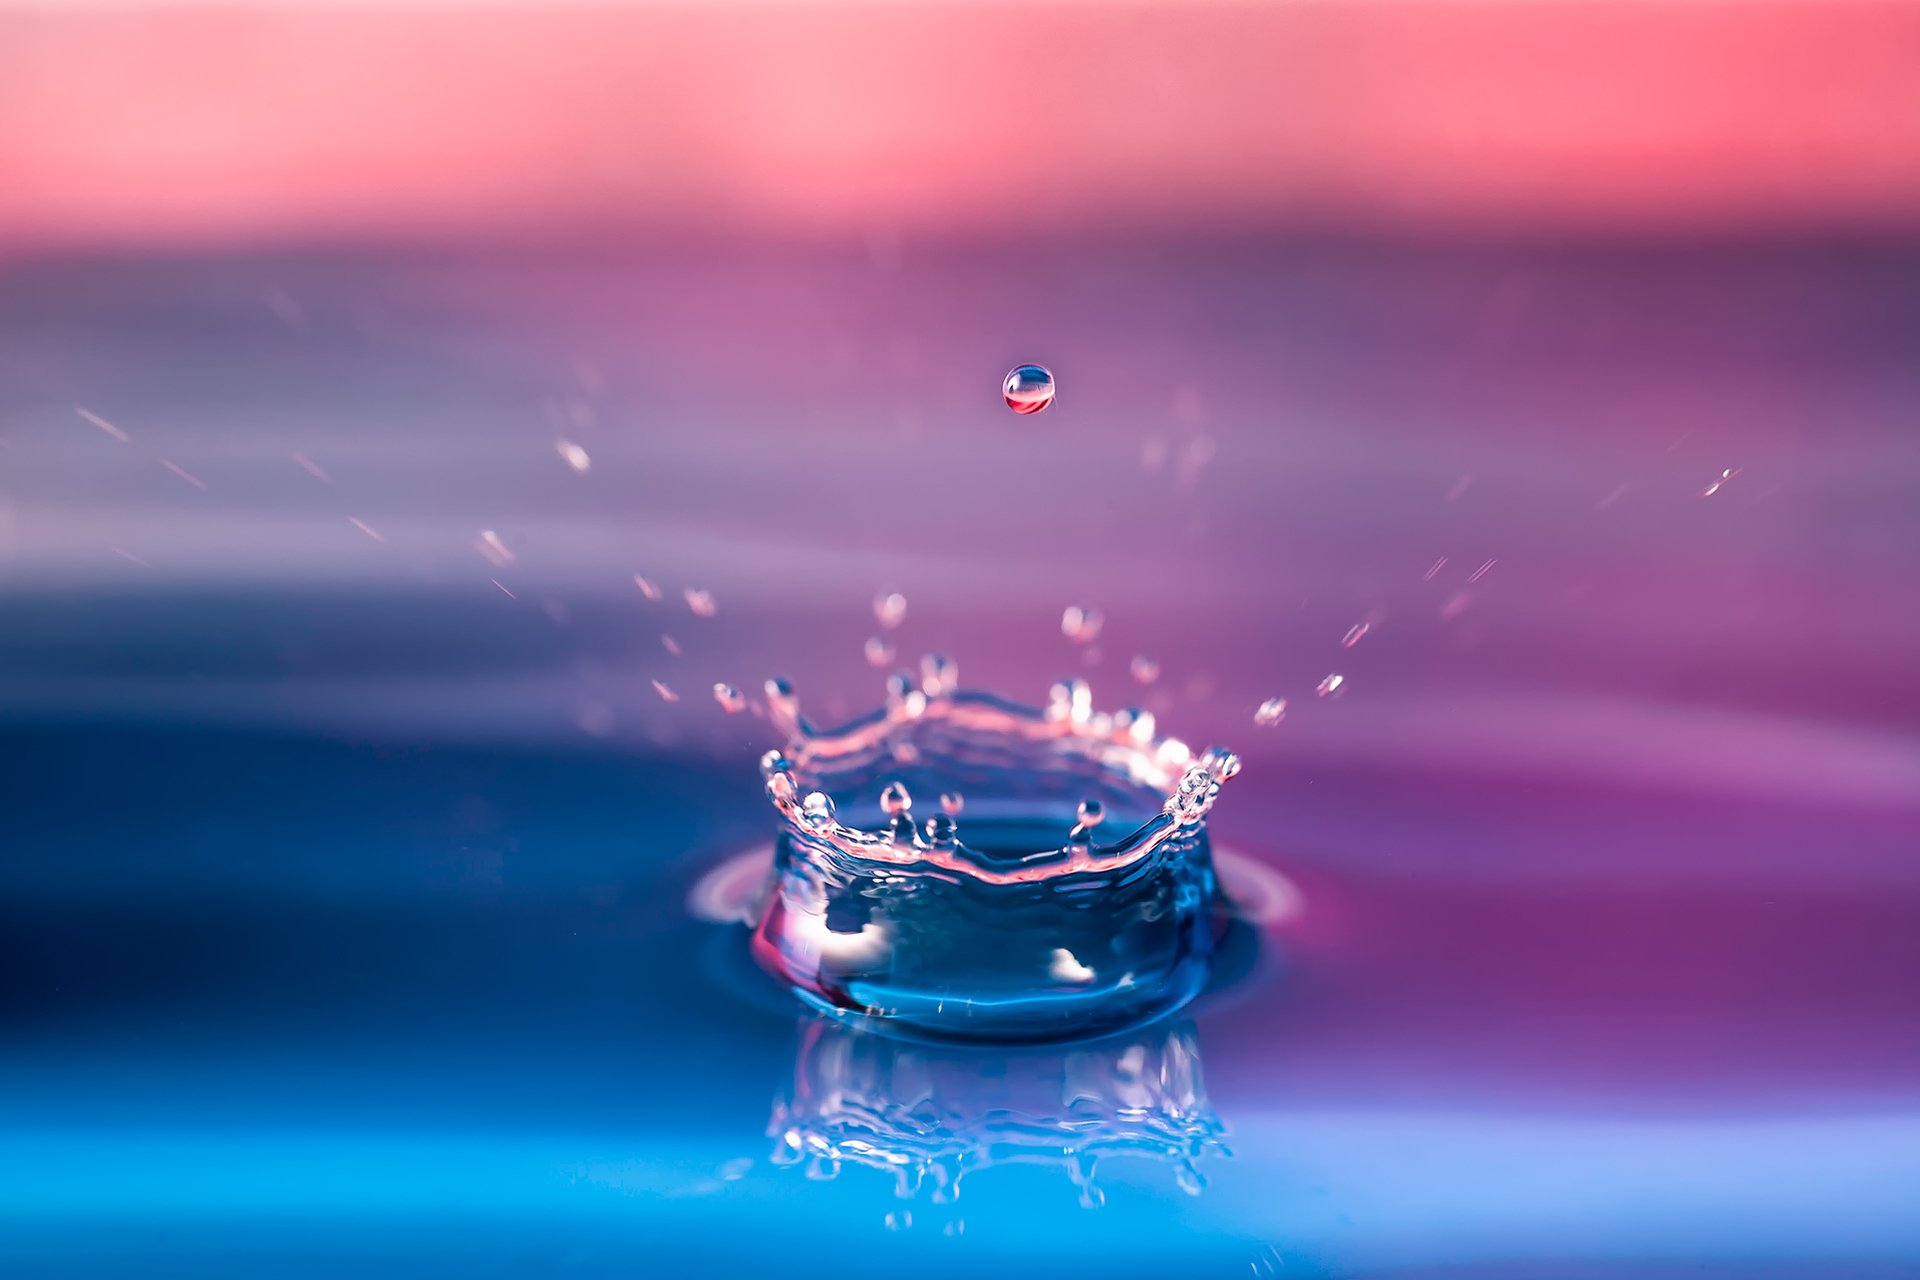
xmin=751 ymin=658 xmax=1239 ymax=1041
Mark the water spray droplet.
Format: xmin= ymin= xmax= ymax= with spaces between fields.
xmin=1129 ymin=654 xmax=1160 ymax=685
xmin=634 ymin=575 xmax=662 ymax=601
xmin=1075 ymin=799 xmax=1105 ymax=828
xmin=1062 ymin=605 xmax=1104 ymax=644
xmin=1315 ymin=674 xmax=1345 ymax=698
xmin=940 ymin=792 xmax=965 ymax=815
xmin=1341 ymin=622 xmax=1370 ymax=649
xmin=475 ymin=530 xmax=514 ymax=567
xmin=661 ymin=634 xmax=681 ymax=656
xmin=864 ymin=636 xmax=896 ymax=668
xmin=1002 ymin=364 xmax=1056 ymax=415
xmin=880 ymin=781 xmax=913 ymax=816
xmin=920 ymin=653 xmax=958 ymax=697
xmin=555 ymin=439 xmax=591 ymax=472
xmin=685 ymin=588 xmax=718 ymax=617
xmin=873 ymin=591 xmax=908 ymax=630
xmin=1254 ymin=697 xmax=1287 ymax=727
xmin=713 ymin=683 xmax=746 ymax=713
xmin=652 ymin=679 xmax=680 ymax=703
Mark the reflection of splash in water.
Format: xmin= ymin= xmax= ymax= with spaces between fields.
xmin=751 ymin=662 xmax=1241 ymax=1040
xmin=769 ymin=1015 xmax=1227 ymax=1221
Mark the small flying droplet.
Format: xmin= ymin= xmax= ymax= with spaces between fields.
xmin=873 ymin=591 xmax=907 ymax=630
xmin=652 ymin=679 xmax=680 ymax=703
xmin=685 ymin=588 xmax=718 ymax=617
xmin=1341 ymin=622 xmax=1370 ymax=649
xmin=940 ymin=792 xmax=964 ymax=815
xmin=76 ymin=406 xmax=131 ymax=443
xmin=712 ymin=683 xmax=746 ymax=713
xmin=661 ymin=634 xmax=681 ymax=656
xmin=1254 ymin=697 xmax=1287 ymax=727
xmin=633 ymin=575 xmax=662 ymax=601
xmin=159 ymin=459 xmax=207 ymax=490
xmin=475 ymin=530 xmax=514 ymax=567
xmin=1062 ymin=605 xmax=1104 ymax=644
xmin=1003 ymin=364 xmax=1056 ymax=415
xmin=555 ymin=439 xmax=591 ymax=473
xmin=1316 ymin=674 xmax=1345 ymax=698
xmin=346 ymin=517 xmax=385 ymax=543
xmin=1701 ymin=467 xmax=1740 ymax=497
xmin=880 ymin=781 xmax=912 ymax=815
xmin=864 ymin=636 xmax=896 ymax=668
xmin=1130 ymin=654 xmax=1161 ymax=685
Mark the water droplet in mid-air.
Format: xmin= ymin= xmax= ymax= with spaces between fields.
xmin=880 ymin=781 xmax=913 ymax=816
xmin=1062 ymin=605 xmax=1104 ymax=644
xmin=1003 ymin=364 xmax=1056 ymax=415
xmin=555 ymin=439 xmax=591 ymax=473
xmin=873 ymin=591 xmax=908 ymax=630
xmin=685 ymin=588 xmax=718 ymax=617
xmin=1341 ymin=622 xmax=1371 ymax=649
xmin=652 ymin=679 xmax=680 ymax=703
xmin=474 ymin=530 xmax=514 ymax=567
xmin=940 ymin=791 xmax=964 ymax=815
xmin=1130 ymin=654 xmax=1160 ymax=685
xmin=864 ymin=636 xmax=896 ymax=668
xmin=1316 ymin=674 xmax=1345 ymax=698
xmin=1254 ymin=697 xmax=1287 ymax=727
xmin=713 ymin=683 xmax=746 ymax=713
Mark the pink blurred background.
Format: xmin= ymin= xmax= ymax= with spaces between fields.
xmin=4 ymin=0 xmax=1919 ymax=249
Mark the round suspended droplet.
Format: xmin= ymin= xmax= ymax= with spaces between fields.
xmin=1075 ymin=799 xmax=1105 ymax=828
xmin=873 ymin=591 xmax=908 ymax=630
xmin=940 ymin=791 xmax=965 ymax=815
xmin=1129 ymin=654 xmax=1161 ymax=685
xmin=1002 ymin=364 xmax=1056 ymax=415
xmin=880 ymin=781 xmax=913 ymax=816
xmin=1254 ymin=697 xmax=1287 ymax=727
xmin=864 ymin=636 xmax=896 ymax=668
xmin=712 ymin=682 xmax=746 ymax=713
xmin=1061 ymin=605 xmax=1104 ymax=644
